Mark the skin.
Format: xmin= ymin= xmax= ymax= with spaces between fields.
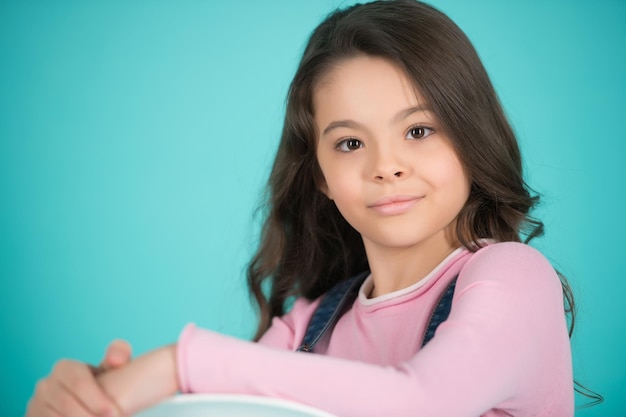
xmin=25 ymin=340 xmax=132 ymax=417
xmin=95 ymin=345 xmax=178 ymax=415
xmin=315 ymin=55 xmax=471 ymax=297
xmin=26 ymin=340 xmax=178 ymax=417
xmin=25 ymin=55 xmax=472 ymax=415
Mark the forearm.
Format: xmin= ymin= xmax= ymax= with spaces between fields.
xmin=97 ymin=344 xmax=179 ymax=415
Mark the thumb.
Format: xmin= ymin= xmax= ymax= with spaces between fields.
xmin=99 ymin=339 xmax=132 ymax=372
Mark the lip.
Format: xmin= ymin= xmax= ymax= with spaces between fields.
xmin=368 ymin=195 xmax=422 ymax=216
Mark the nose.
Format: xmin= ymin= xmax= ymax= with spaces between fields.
xmin=375 ymin=170 xmax=404 ymax=181
xmin=370 ymin=145 xmax=408 ymax=182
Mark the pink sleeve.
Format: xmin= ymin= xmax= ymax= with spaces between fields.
xmin=256 ymin=297 xmax=321 ymax=350
xmin=176 ymin=242 xmax=573 ymax=416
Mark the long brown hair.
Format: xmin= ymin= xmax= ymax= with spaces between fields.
xmin=247 ymin=0 xmax=599 ymax=403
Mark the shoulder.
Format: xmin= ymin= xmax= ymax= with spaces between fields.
xmin=444 ymin=243 xmax=572 ymax=408
xmin=258 ymin=297 xmax=321 ymax=350
xmin=459 ymin=241 xmax=561 ymax=294
xmin=464 ymin=241 xmax=555 ymax=276
xmin=451 ymin=242 xmax=568 ymax=352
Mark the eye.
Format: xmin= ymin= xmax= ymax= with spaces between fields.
xmin=406 ymin=125 xmax=434 ymax=140
xmin=336 ymin=138 xmax=363 ymax=152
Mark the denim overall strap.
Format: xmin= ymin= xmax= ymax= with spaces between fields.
xmin=296 ymin=271 xmax=369 ymax=352
xmin=297 ymin=273 xmax=458 ymax=353
xmin=421 ymin=276 xmax=458 ymax=347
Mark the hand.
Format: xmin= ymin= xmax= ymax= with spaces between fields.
xmin=97 ymin=345 xmax=179 ymax=415
xmin=25 ymin=340 xmax=132 ymax=417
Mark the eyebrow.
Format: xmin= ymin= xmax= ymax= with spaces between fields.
xmin=321 ymin=105 xmax=432 ymax=137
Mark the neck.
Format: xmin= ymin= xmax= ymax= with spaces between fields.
xmin=364 ymin=232 xmax=459 ymax=298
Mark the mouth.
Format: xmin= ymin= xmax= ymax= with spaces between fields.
xmin=368 ymin=195 xmax=423 ymax=215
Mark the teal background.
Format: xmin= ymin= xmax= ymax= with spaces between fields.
xmin=1 ymin=0 xmax=624 ymax=415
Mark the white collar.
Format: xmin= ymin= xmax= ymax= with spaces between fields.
xmin=358 ymin=247 xmax=464 ymax=306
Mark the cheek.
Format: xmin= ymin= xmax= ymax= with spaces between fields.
xmin=429 ymin=153 xmax=470 ymax=205
xmin=317 ymin=149 xmax=360 ymax=199
xmin=324 ymin=170 xmax=354 ymax=201
xmin=319 ymin=163 xmax=363 ymax=205
xmin=317 ymin=158 xmax=341 ymax=200
xmin=316 ymin=150 xmax=332 ymax=197
xmin=449 ymin=167 xmax=471 ymax=207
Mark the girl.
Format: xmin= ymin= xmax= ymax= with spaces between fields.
xmin=27 ymin=1 xmax=582 ymax=415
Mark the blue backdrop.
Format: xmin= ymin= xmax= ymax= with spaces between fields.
xmin=1 ymin=1 xmax=624 ymax=415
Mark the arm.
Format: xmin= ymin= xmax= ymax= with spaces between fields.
xmin=177 ymin=243 xmax=573 ymax=416
xmin=257 ymin=296 xmax=321 ymax=350
xmin=23 ymin=280 xmax=315 ymax=416
xmin=25 ymin=340 xmax=132 ymax=417
xmin=90 ymin=300 xmax=316 ymax=415
xmin=96 ymin=345 xmax=179 ymax=416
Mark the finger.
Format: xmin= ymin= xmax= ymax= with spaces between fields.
xmin=45 ymin=382 xmax=98 ymax=417
xmin=28 ymin=377 xmax=94 ymax=417
xmin=99 ymin=339 xmax=132 ymax=371
xmin=25 ymin=383 xmax=63 ymax=417
xmin=53 ymin=359 xmax=120 ymax=417
xmin=25 ymin=396 xmax=64 ymax=417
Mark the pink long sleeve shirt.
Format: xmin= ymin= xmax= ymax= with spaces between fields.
xmin=176 ymin=242 xmax=574 ymax=416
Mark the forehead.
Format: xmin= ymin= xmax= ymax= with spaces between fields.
xmin=313 ymin=56 xmax=426 ymax=124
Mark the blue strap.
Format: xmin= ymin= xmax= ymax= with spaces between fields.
xmin=421 ymin=276 xmax=457 ymax=347
xmin=296 ymin=271 xmax=368 ymax=352
xmin=297 ymin=273 xmax=458 ymax=352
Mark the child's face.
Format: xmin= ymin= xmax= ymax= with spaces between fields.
xmin=314 ymin=56 xmax=470 ymax=254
